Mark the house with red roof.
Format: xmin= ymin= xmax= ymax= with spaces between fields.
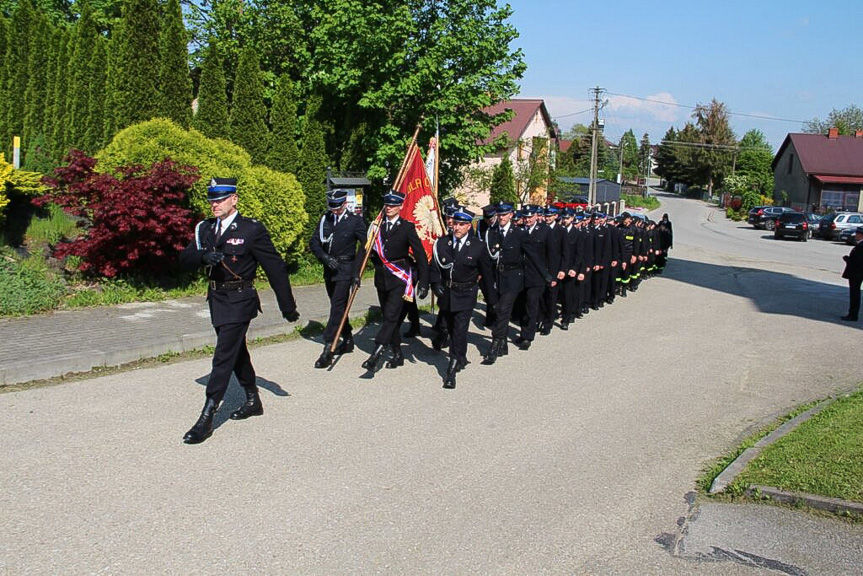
xmin=773 ymin=128 xmax=863 ymax=212
xmin=453 ymin=99 xmax=558 ymax=209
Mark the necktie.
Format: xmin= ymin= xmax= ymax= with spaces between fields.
xmin=215 ymin=222 xmax=222 ymax=242
xmin=455 ymin=239 xmax=462 ymax=253
xmin=386 ymin=221 xmax=393 ymax=234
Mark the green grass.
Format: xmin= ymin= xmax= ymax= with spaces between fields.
xmin=621 ymin=193 xmax=660 ymax=211
xmin=729 ymin=390 xmax=863 ymax=503
xmin=24 ymin=204 xmax=79 ymax=247
xmin=697 ymin=399 xmax=823 ymax=495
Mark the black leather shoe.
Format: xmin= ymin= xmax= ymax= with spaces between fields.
xmin=443 ymin=358 xmax=458 ymax=389
xmin=499 ymin=341 xmax=509 ymax=356
xmin=183 ymin=398 xmax=218 ymax=444
xmin=513 ymin=335 xmax=524 ymax=345
xmin=404 ymin=325 xmax=421 ymax=338
xmin=517 ymin=339 xmax=531 ymax=351
xmin=540 ymin=324 xmax=552 ymax=336
xmin=431 ymin=332 xmax=449 ymax=351
xmin=335 ymin=335 xmax=354 ymax=355
xmin=481 ymin=338 xmax=501 ymax=365
xmin=230 ymin=387 xmax=263 ymax=420
xmin=560 ymin=322 xmax=569 ymax=331
xmin=386 ymin=345 xmax=404 ymax=369
xmin=456 ymin=357 xmax=469 ymax=372
xmin=841 ymin=315 xmax=858 ymax=321
xmin=314 ymin=345 xmax=334 ymax=369
xmin=362 ymin=344 xmax=386 ymax=370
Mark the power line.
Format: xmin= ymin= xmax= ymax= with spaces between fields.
xmin=605 ymin=91 xmax=810 ymax=124
xmin=554 ymin=107 xmax=593 ymax=120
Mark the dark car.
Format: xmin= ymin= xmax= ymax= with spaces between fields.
xmin=805 ymin=213 xmax=821 ymax=238
xmin=817 ymin=213 xmax=838 ymax=239
xmin=839 ymin=227 xmax=859 ymax=245
xmin=748 ymin=206 xmax=794 ymax=230
xmin=773 ymin=212 xmax=809 ymax=241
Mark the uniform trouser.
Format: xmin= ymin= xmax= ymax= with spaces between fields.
xmin=398 ymin=298 xmax=420 ymax=330
xmin=492 ymin=290 xmax=519 ymax=340
xmin=323 ymin=277 xmax=352 ymax=343
xmin=542 ymin=283 xmax=561 ymax=324
xmin=519 ymin=285 xmax=544 ymax=341
xmin=657 ymin=251 xmax=668 ymax=269
xmin=206 ymin=321 xmax=253 ymax=404
xmin=591 ymin=267 xmax=609 ymax=306
xmin=446 ymin=307 xmax=472 ymax=362
xmin=607 ymin=267 xmax=618 ymax=301
xmin=375 ymin=286 xmax=407 ymax=347
xmin=848 ymin=277 xmax=862 ymax=318
xmin=479 ymin=282 xmax=497 ymax=326
xmin=580 ymin=271 xmax=592 ymax=309
xmin=433 ymin=305 xmax=450 ymax=335
xmin=562 ymin=277 xmax=578 ymax=320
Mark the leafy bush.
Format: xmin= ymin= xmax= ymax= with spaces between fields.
xmin=1 ymin=152 xmax=47 ymax=226
xmin=97 ymin=118 xmax=308 ymax=258
xmin=0 ymin=251 xmax=66 ymax=315
xmin=35 ymin=150 xmax=198 ymax=278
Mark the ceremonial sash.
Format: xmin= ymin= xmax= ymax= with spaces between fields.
xmin=374 ymin=231 xmax=415 ymax=302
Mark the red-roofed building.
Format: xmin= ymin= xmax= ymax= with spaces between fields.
xmin=773 ymin=129 xmax=863 ymax=212
xmin=454 ymin=99 xmax=558 ymax=209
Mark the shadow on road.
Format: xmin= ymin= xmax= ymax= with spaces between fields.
xmin=663 ymin=257 xmax=859 ymax=328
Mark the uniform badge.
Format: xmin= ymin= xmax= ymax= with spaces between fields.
xmin=227 ymin=238 xmax=244 ymax=245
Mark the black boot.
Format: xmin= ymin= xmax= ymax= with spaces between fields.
xmin=362 ymin=344 xmax=386 ymax=370
xmin=499 ymin=340 xmax=509 ymax=356
xmin=481 ymin=338 xmax=501 ymax=365
xmin=404 ymin=324 xmax=421 ymax=338
xmin=183 ymin=398 xmax=218 ymax=444
xmin=443 ymin=358 xmax=458 ymax=389
xmin=386 ymin=344 xmax=404 ymax=368
xmin=456 ymin=357 xmax=469 ymax=372
xmin=517 ymin=339 xmax=531 ymax=351
xmin=335 ymin=334 xmax=355 ymax=355
xmin=432 ymin=331 xmax=449 ymax=351
xmin=561 ymin=321 xmax=569 ymax=331
xmin=314 ymin=343 xmax=334 ymax=369
xmin=540 ymin=322 xmax=552 ymax=336
xmin=230 ymin=386 xmax=263 ymax=420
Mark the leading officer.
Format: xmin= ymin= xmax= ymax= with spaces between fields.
xmin=309 ymin=189 xmax=367 ymax=368
xmin=179 ymin=177 xmax=300 ymax=444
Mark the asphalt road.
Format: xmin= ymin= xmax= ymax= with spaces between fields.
xmin=2 ymin=193 xmax=861 ymax=575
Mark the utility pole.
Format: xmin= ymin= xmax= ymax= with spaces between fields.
xmin=588 ymin=86 xmax=604 ymax=207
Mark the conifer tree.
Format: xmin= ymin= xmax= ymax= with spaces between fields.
xmin=42 ymin=26 xmax=60 ymax=148
xmin=229 ymin=45 xmax=268 ymax=163
xmin=51 ymin=30 xmax=70 ymax=161
xmin=102 ymin=27 xmax=121 ymax=144
xmin=68 ymin=2 xmax=98 ymax=151
xmin=5 ymin=0 xmax=33 ymax=152
xmin=84 ymin=37 xmax=108 ymax=153
xmin=112 ymin=0 xmax=160 ymax=131
xmin=490 ymin=156 xmax=518 ymax=204
xmin=193 ymin=41 xmax=230 ymax=140
xmin=0 ymin=16 xmax=9 ymax=149
xmin=158 ymin=0 xmax=192 ymax=128
xmin=265 ymin=74 xmax=300 ymax=174
xmin=23 ymin=11 xmax=49 ymax=152
xmin=297 ymin=95 xmax=329 ymax=228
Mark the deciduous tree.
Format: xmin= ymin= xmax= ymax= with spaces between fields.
xmin=805 ymin=104 xmax=863 ymax=135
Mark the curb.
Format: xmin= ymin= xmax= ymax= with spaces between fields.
xmin=709 ymin=401 xmax=832 ymax=494
xmin=746 ymin=485 xmax=863 ymax=518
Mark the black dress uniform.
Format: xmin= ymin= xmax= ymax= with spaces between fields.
xmin=842 ymin=227 xmax=863 ymax=321
xmin=476 ymin=204 xmax=498 ymax=329
xmin=482 ymin=203 xmax=548 ymax=364
xmin=657 ymin=214 xmax=673 ymax=272
xmin=362 ymin=192 xmax=429 ymax=371
xmin=561 ymin=212 xmax=585 ymax=327
xmin=540 ymin=209 xmax=567 ymax=334
xmin=179 ymin=177 xmax=299 ymax=444
xmin=309 ymin=190 xmax=367 ymax=368
xmin=430 ymin=209 xmax=496 ymax=388
xmin=590 ymin=215 xmax=613 ymax=309
xmin=520 ymin=213 xmax=554 ymax=347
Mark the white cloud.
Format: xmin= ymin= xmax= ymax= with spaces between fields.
xmin=605 ymin=92 xmax=680 ymax=123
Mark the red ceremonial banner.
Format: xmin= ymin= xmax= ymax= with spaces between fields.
xmin=397 ymin=145 xmax=444 ymax=261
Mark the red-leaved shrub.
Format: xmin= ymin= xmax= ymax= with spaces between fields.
xmin=35 ymin=149 xmax=200 ymax=278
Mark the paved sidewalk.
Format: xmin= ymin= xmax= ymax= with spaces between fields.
xmin=0 ymin=282 xmax=380 ymax=385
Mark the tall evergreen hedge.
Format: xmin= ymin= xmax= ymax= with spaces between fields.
xmin=490 ymin=156 xmax=518 ymax=205
xmin=158 ymin=0 xmax=192 ymax=128
xmin=297 ymin=94 xmax=329 ymax=234
xmin=84 ymin=37 xmax=108 ymax=153
xmin=229 ymin=45 xmax=268 ymax=164
xmin=50 ymin=30 xmax=70 ymax=161
xmin=0 ymin=16 xmax=8 ymax=148
xmin=68 ymin=3 xmax=98 ymax=152
xmin=5 ymin=0 xmax=33 ymax=152
xmin=266 ymin=74 xmax=300 ymax=175
xmin=194 ymin=42 xmax=230 ymax=140
xmin=97 ymin=118 xmax=308 ymax=258
xmin=23 ymin=11 xmax=49 ymax=149
xmin=112 ymin=0 xmax=160 ymax=131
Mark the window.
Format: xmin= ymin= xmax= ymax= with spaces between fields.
xmin=849 ymin=215 xmax=862 ymax=224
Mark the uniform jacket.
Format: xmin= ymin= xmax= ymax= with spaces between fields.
xmin=658 ymin=219 xmax=673 ymax=250
xmin=621 ymin=224 xmax=635 ymax=260
xmin=485 ymin=224 xmax=544 ymax=294
xmin=309 ymin=211 xmax=367 ymax=282
xmin=430 ymin=234 xmax=497 ymax=312
xmin=545 ymin=222 xmax=568 ymax=277
xmin=180 ymin=214 xmax=297 ymax=327
xmin=564 ymin=225 xmax=584 ymax=274
xmin=523 ymin=222 xmax=554 ymax=288
xmin=577 ymin=227 xmax=595 ymax=271
xmin=370 ymin=217 xmax=430 ymax=292
xmin=842 ymin=240 xmax=863 ymax=281
xmin=592 ymin=224 xmax=613 ymax=267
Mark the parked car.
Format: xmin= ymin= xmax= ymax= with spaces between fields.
xmin=773 ymin=212 xmax=809 ymax=241
xmin=818 ymin=212 xmax=863 ymax=240
xmin=838 ymin=227 xmax=860 ymax=245
xmin=748 ymin=206 xmax=794 ymax=230
xmin=805 ymin=213 xmax=821 ymax=238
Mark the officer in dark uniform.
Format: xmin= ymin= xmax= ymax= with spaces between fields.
xmin=590 ymin=212 xmax=613 ymax=310
xmin=539 ymin=206 xmax=567 ymax=335
xmin=482 ymin=202 xmax=548 ymax=364
xmin=617 ymin=212 xmax=636 ymax=297
xmin=517 ymin=205 xmax=554 ymax=348
xmin=476 ymin=204 xmax=498 ymax=328
xmin=430 ymin=208 xmax=496 ymax=388
xmin=309 ymin=189 xmax=367 ymax=368
xmin=362 ymin=191 xmax=429 ymax=371
xmin=561 ymin=208 xmax=586 ymax=329
xmin=657 ymin=213 xmax=673 ymax=272
xmin=179 ymin=177 xmax=300 ymax=444
xmin=841 ymin=226 xmax=863 ymax=321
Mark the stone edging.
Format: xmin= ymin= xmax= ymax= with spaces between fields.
xmin=708 ymin=398 xmax=863 ymax=518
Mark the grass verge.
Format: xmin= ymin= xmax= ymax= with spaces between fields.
xmin=621 ymin=193 xmax=660 ymax=211
xmin=729 ymin=389 xmax=863 ymax=504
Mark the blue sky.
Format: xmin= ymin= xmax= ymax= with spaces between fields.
xmin=506 ymin=0 xmax=863 ymax=151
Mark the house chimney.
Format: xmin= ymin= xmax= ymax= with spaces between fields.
xmin=856 ymin=130 xmax=863 ymax=138
xmin=828 ymin=127 xmax=839 ymax=139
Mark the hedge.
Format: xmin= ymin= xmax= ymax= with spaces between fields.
xmin=96 ymin=118 xmax=308 ymax=258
